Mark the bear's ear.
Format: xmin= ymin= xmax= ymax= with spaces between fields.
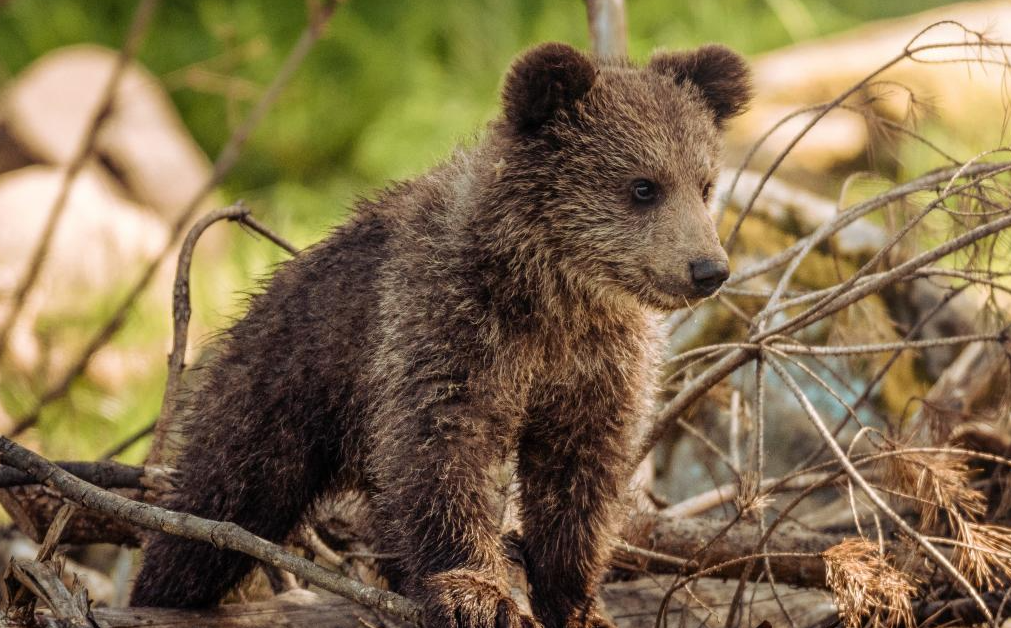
xmin=649 ymin=44 xmax=752 ymax=125
xmin=502 ymin=42 xmax=596 ymax=134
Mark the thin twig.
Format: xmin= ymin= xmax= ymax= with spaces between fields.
xmin=148 ymin=202 xmax=252 ymax=465
xmin=660 ymin=471 xmax=848 ymax=519
xmin=239 ymin=215 xmax=299 ymax=256
xmin=760 ymin=203 xmax=1011 ymax=342
xmin=728 ymin=161 xmax=1010 ymax=287
xmin=148 ymin=201 xmax=297 ymax=465
xmin=771 ymin=332 xmax=1005 ymax=356
xmin=722 ymin=28 xmax=1011 ymax=254
xmin=100 ymin=419 xmax=157 ymax=461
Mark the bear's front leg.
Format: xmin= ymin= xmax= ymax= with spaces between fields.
xmin=517 ymin=398 xmax=636 ymax=628
xmin=369 ymin=386 xmax=538 ymax=628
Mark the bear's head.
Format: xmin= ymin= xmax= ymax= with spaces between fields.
xmin=498 ymin=42 xmax=751 ymax=311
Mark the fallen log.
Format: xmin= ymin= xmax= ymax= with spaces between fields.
xmin=0 ymin=480 xmax=843 ymax=590
xmin=16 ymin=579 xmax=838 ymax=628
xmin=634 ymin=515 xmax=838 ymax=587
xmin=33 ymin=589 xmax=402 ymax=628
xmin=0 ymin=461 xmax=143 ymax=489
xmin=0 ymin=485 xmax=143 ymax=547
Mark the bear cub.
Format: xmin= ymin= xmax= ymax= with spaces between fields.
xmin=131 ymin=42 xmax=751 ymax=628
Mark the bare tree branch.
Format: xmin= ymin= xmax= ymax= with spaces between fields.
xmin=584 ymin=0 xmax=627 ymax=58
xmin=0 ymin=435 xmax=424 ymax=625
xmin=148 ymin=201 xmax=298 ymax=465
xmin=0 ymin=461 xmax=142 ymax=489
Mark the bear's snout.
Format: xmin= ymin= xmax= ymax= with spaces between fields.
xmin=689 ymin=258 xmax=729 ymax=296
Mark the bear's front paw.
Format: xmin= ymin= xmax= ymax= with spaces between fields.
xmin=539 ymin=598 xmax=615 ymax=628
xmin=567 ymin=605 xmax=615 ymax=628
xmin=419 ymin=569 xmax=540 ymax=628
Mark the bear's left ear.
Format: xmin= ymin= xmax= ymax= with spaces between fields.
xmin=649 ymin=44 xmax=752 ymax=126
xmin=502 ymin=42 xmax=596 ymax=135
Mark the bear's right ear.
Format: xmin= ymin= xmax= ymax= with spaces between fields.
xmin=502 ymin=43 xmax=596 ymax=135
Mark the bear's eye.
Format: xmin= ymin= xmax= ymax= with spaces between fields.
xmin=702 ymin=181 xmax=713 ymax=203
xmin=630 ymin=179 xmax=658 ymax=204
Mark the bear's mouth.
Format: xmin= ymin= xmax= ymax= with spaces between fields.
xmin=637 ymin=271 xmax=697 ymax=311
xmin=640 ymin=270 xmax=721 ymax=311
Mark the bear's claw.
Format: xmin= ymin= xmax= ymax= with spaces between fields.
xmin=419 ymin=569 xmax=540 ymax=628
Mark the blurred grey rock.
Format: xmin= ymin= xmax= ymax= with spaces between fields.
xmin=730 ymin=0 xmax=1011 ymax=173
xmin=1 ymin=44 xmax=213 ymax=219
xmin=0 ymin=164 xmax=168 ymax=373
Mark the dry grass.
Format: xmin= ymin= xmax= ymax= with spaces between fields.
xmin=823 ymin=539 xmax=918 ymax=628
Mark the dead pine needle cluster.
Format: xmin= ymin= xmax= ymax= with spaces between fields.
xmin=823 ymin=539 xmax=918 ymax=628
xmin=884 ymin=446 xmax=1011 ymax=589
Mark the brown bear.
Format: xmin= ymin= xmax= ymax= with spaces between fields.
xmin=130 ymin=42 xmax=750 ymax=628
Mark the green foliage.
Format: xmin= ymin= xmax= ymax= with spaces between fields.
xmin=0 ymin=0 xmax=956 ymax=221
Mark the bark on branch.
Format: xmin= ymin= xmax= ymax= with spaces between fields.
xmin=0 ymin=436 xmax=423 ymax=625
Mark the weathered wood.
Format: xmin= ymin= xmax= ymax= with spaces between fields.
xmin=641 ymin=516 xmax=838 ymax=587
xmin=602 ymin=578 xmax=836 ymax=628
xmin=3 ymin=560 xmax=95 ymax=628
xmin=73 ymin=590 xmax=398 ymax=628
xmin=913 ymin=339 xmax=1011 ymax=440
xmin=0 ymin=485 xmax=839 ymax=589
xmin=0 ymin=486 xmax=143 ymax=546
xmin=0 ymin=477 xmax=843 ymax=590
xmin=3 ymin=537 xmax=116 ymax=607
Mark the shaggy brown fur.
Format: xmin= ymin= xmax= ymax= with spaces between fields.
xmin=130 ymin=42 xmax=751 ymax=628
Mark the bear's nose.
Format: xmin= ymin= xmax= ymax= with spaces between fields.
xmin=690 ymin=259 xmax=730 ymax=295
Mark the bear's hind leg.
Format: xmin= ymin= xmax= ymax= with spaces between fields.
xmin=130 ymin=404 xmax=342 ymax=607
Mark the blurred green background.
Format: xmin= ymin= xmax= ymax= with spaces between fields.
xmin=0 ymin=0 xmax=971 ymax=462
xmin=0 ymin=0 xmax=958 ymax=231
